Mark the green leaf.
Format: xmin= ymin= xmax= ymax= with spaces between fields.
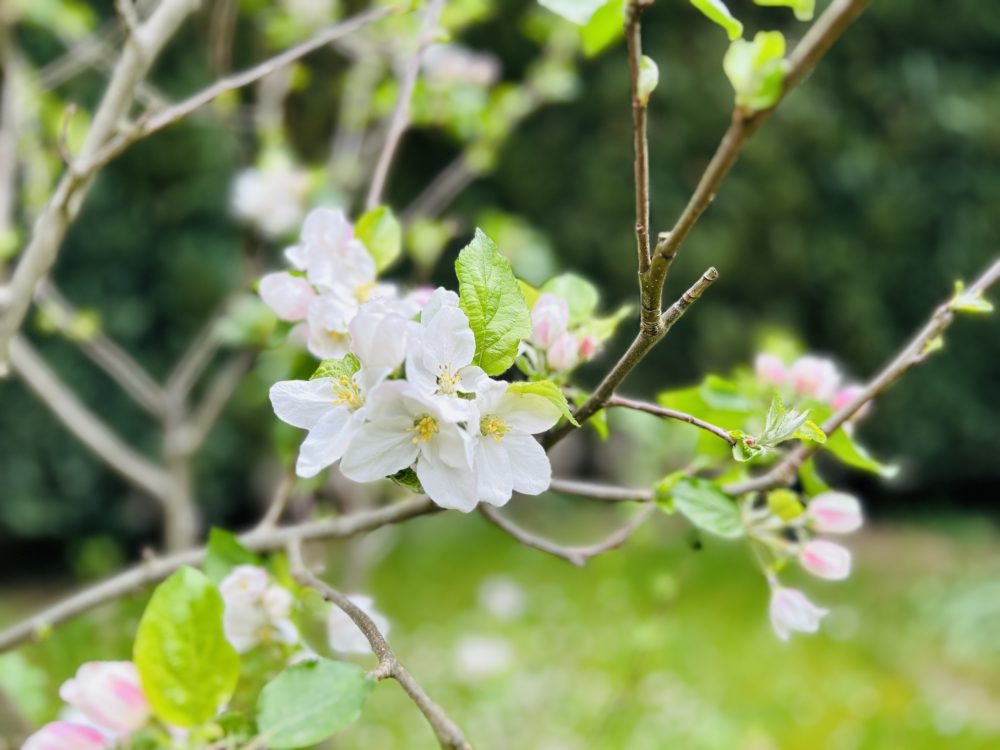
xmin=666 ymin=479 xmax=744 ymax=538
xmin=311 ymin=353 xmax=361 ymax=381
xmin=766 ymin=489 xmax=804 ymax=521
xmin=356 ymin=206 xmax=402 ymax=273
xmin=759 ymin=394 xmax=812 ymax=446
xmin=824 ymin=428 xmax=898 ymax=478
xmin=950 ymin=280 xmax=995 ymax=315
xmin=456 ymin=229 xmax=533 ymax=376
xmin=794 ymin=420 xmax=827 ymax=444
xmin=723 ymin=31 xmax=788 ymax=112
xmin=256 ymin=659 xmax=373 ymax=749
xmin=539 ymin=0 xmax=608 ymax=25
xmin=540 ymin=273 xmax=599 ymax=324
xmin=652 ymin=470 xmax=689 ymax=512
xmin=204 ymin=528 xmax=261 ymax=585
xmin=637 ymin=56 xmax=660 ymax=105
xmin=798 ymin=457 xmax=830 ymax=496
xmin=507 ymin=380 xmax=579 ymax=425
xmin=753 ymin=0 xmax=815 ymax=21
xmin=580 ymin=0 xmax=625 ymax=57
xmin=390 ymin=467 xmax=424 ymax=493
xmin=689 ymin=0 xmax=743 ymax=40
xmin=134 ymin=567 xmax=239 ymax=727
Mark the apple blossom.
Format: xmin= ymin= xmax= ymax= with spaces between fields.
xmin=59 ymin=662 xmax=150 ymax=736
xmin=219 ymin=565 xmax=298 ymax=653
xmin=349 ymin=298 xmax=410 ymax=372
xmin=530 ymin=293 xmax=569 ymax=349
xmin=259 ymin=272 xmax=315 ymax=322
xmin=754 ymin=353 xmax=787 ymax=386
xmin=806 ymin=492 xmax=864 ymax=534
xmin=270 ymin=364 xmax=385 ymax=478
xmin=470 ymin=380 xmax=559 ymax=506
xmin=339 ymin=380 xmax=478 ymax=511
xmin=546 ymin=330 xmax=580 ymax=372
xmin=798 ymin=539 xmax=852 ymax=580
xmin=231 ymin=163 xmax=309 ymax=238
xmin=831 ymin=384 xmax=873 ymax=421
xmin=788 ymin=355 xmax=841 ymax=401
xmin=453 ymin=635 xmax=513 ymax=681
xmin=22 ymin=722 xmax=108 ymax=750
xmin=327 ymin=594 xmax=390 ymax=655
xmin=768 ymin=585 xmax=829 ymax=641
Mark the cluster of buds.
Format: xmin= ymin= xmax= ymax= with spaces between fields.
xmin=525 ymin=294 xmax=600 ymax=375
xmin=742 ymin=491 xmax=864 ymax=640
xmin=755 ymin=353 xmax=870 ymax=421
xmin=24 ymin=662 xmax=152 ymax=749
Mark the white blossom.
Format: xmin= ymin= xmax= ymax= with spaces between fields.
xmin=231 ymin=163 xmax=309 ymax=238
xmin=530 ymin=293 xmax=569 ymax=349
xmin=340 ymin=380 xmax=478 ymax=511
xmin=349 ymin=298 xmax=411 ymax=372
xmin=422 ymin=44 xmax=501 ymax=88
xmin=754 ymin=353 xmax=787 ymax=386
xmin=327 ymin=594 xmax=390 ymax=655
xmin=470 ymin=380 xmax=559 ymax=506
xmin=219 ymin=566 xmax=298 ymax=653
xmin=768 ymin=585 xmax=829 ymax=641
xmin=259 ymin=271 xmax=315 ymax=322
xmin=453 ymin=635 xmax=513 ymax=681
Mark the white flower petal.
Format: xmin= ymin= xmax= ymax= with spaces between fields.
xmin=503 ymin=433 xmax=551 ymax=496
xmin=296 ymin=409 xmax=357 ymax=478
xmin=497 ymin=391 xmax=561 ymax=434
xmin=259 ymin=272 xmax=314 ymax=321
xmin=340 ymin=418 xmax=418 ymax=481
xmin=420 ymin=288 xmax=460 ymax=324
xmin=270 ymin=379 xmax=338 ymax=430
xmin=417 ymin=449 xmax=478 ymax=512
xmin=475 ymin=438 xmax=513 ymax=506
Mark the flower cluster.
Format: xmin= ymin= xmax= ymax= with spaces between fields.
xmin=231 ymin=158 xmax=310 ymax=239
xmin=24 ymin=662 xmax=152 ymax=749
xmin=743 ymin=491 xmax=864 ymax=640
xmin=264 ymin=210 xmax=563 ymax=511
xmin=755 ymin=352 xmax=869 ymax=420
xmin=524 ymin=293 xmax=600 ymax=375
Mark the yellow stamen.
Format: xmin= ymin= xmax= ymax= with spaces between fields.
xmin=437 ymin=364 xmax=460 ymax=394
xmin=331 ymin=376 xmax=363 ymax=410
xmin=407 ymin=415 xmax=439 ymax=444
xmin=480 ymin=415 xmax=509 ymax=441
xmin=355 ymin=280 xmax=375 ymax=303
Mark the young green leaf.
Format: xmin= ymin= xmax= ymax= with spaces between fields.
xmin=508 ymin=380 xmax=580 ymax=425
xmin=133 ymin=567 xmax=239 ymax=727
xmin=456 ymin=229 xmax=532 ymax=376
xmin=256 ymin=659 xmax=374 ymax=749
xmin=539 ymin=0 xmax=608 ymax=26
xmin=949 ymin=280 xmax=995 ymax=315
xmin=518 ymin=279 xmax=541 ymax=310
xmin=355 ymin=206 xmax=402 ymax=272
xmin=540 ymin=273 xmax=600 ymax=324
xmin=389 ymin=467 xmax=424 ymax=494
xmin=824 ymin=428 xmax=898 ymax=478
xmin=723 ymin=31 xmax=788 ymax=112
xmin=310 ymin=353 xmax=361 ymax=381
xmin=664 ymin=478 xmax=744 ymax=538
xmin=580 ymin=0 xmax=626 ymax=57
xmin=204 ymin=528 xmax=261 ymax=584
xmin=753 ymin=0 xmax=815 ymax=21
xmin=689 ymin=0 xmax=744 ymax=41
xmin=637 ymin=56 xmax=660 ymax=105
xmin=767 ymin=489 xmax=804 ymax=521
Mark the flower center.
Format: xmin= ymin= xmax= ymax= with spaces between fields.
xmin=355 ymin=280 xmax=375 ymax=303
xmin=331 ymin=376 xmax=363 ymax=410
xmin=408 ymin=415 xmax=439 ymax=443
xmin=437 ymin=364 xmax=460 ymax=395
xmin=480 ymin=415 xmax=509 ymax=441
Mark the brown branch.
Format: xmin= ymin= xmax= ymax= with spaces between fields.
xmin=288 ymin=541 xmax=472 ymax=750
xmin=725 ymin=256 xmax=1000 ymax=496
xmin=548 ymin=477 xmax=652 ymax=503
xmin=182 ymin=351 xmax=254 ymax=452
xmin=254 ymin=462 xmax=299 ymax=531
xmin=544 ymin=266 xmax=719 ymax=448
xmin=625 ymin=0 xmax=653 ymax=276
xmin=478 ymin=504 xmax=654 ymax=567
xmin=606 ymin=394 xmax=736 ymax=445
xmin=365 ymin=0 xmax=445 ymax=210
xmin=0 ymin=495 xmax=439 ymax=653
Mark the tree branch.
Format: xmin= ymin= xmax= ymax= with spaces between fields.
xmin=365 ymin=0 xmax=445 ymax=210
xmin=549 ymin=477 xmax=652 ymax=503
xmin=725 ymin=256 xmax=1000 ymax=496
xmin=8 ymin=335 xmax=172 ymax=500
xmin=478 ymin=504 xmax=654 ymax=567
xmin=182 ymin=351 xmax=254 ymax=453
xmin=626 ymin=0 xmax=653 ymax=276
xmin=606 ymin=394 xmax=736 ymax=445
xmin=0 ymin=495 xmax=439 ymax=653
xmin=288 ymin=540 xmax=472 ymax=750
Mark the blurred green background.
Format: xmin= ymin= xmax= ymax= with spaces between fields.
xmin=0 ymin=0 xmax=999 ymax=747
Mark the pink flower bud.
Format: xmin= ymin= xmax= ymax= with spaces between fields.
xmin=798 ymin=539 xmax=852 ymax=580
xmin=754 ymin=353 xmax=787 ymax=386
xmin=789 ymin=356 xmax=841 ymax=401
xmin=530 ymin=294 xmax=569 ymax=349
xmin=830 ymin=384 xmax=872 ymax=421
xmin=546 ymin=331 xmax=580 ymax=372
xmin=23 ymin=722 xmax=108 ymax=750
xmin=259 ymin=272 xmax=314 ymax=322
xmin=59 ymin=662 xmax=150 ymax=735
xmin=768 ymin=586 xmax=829 ymax=641
xmin=806 ymin=492 xmax=863 ymax=534
xmin=577 ymin=334 xmax=599 ymax=361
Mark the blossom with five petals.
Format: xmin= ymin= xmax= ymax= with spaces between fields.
xmin=219 ymin=565 xmax=298 ymax=653
xmin=59 ymin=662 xmax=150 ymax=736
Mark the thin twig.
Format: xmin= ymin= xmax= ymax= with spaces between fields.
xmin=182 ymin=351 xmax=254 ymax=452
xmin=625 ymin=0 xmax=653 ymax=276
xmin=288 ymin=540 xmax=472 ymax=750
xmin=607 ymin=394 xmax=736 ymax=445
xmin=549 ymin=477 xmax=653 ymax=503
xmin=478 ymin=504 xmax=654 ymax=567
xmin=254 ymin=461 xmax=299 ymax=531
xmin=365 ymin=0 xmax=445 ymax=210
xmin=725 ymin=257 xmax=1000 ymax=496
xmin=0 ymin=496 xmax=439 ymax=652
